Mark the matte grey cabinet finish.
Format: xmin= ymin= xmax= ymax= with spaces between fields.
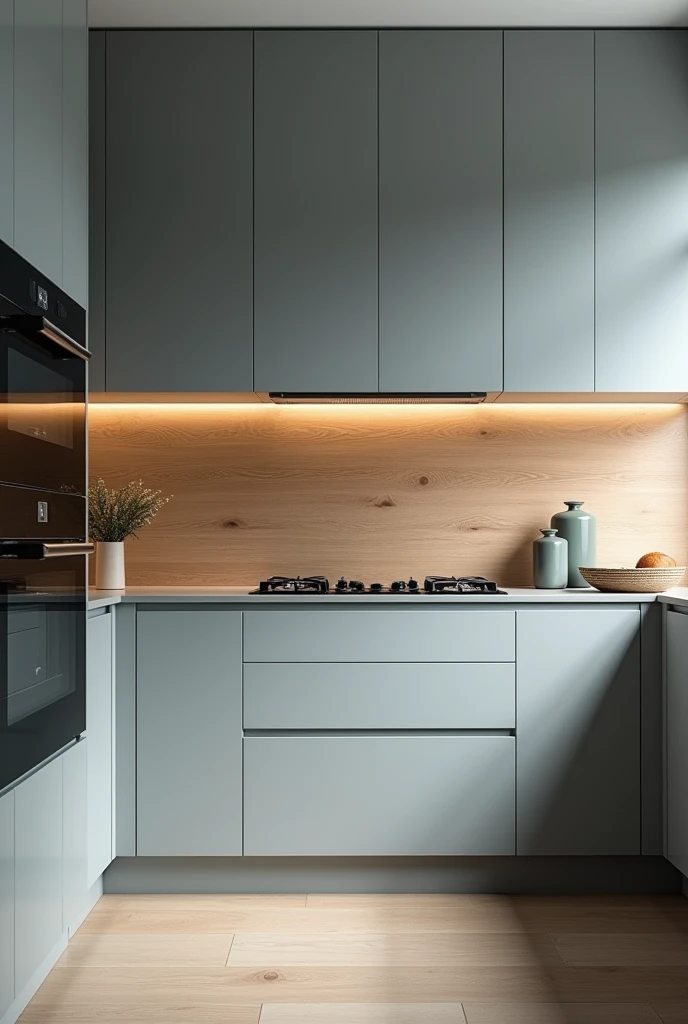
xmin=62 ymin=0 xmax=88 ymax=309
xmin=14 ymin=0 xmax=63 ymax=283
xmin=88 ymin=32 xmax=106 ymax=391
xmin=87 ymin=612 xmax=113 ymax=885
xmin=378 ymin=31 xmax=503 ymax=393
xmin=244 ymin=662 xmax=515 ymax=731
xmin=666 ymin=609 xmax=688 ymax=876
xmin=504 ymin=31 xmax=594 ymax=392
xmin=243 ymin=610 xmax=515 ymax=663
xmin=14 ymin=755 xmax=63 ymax=994
xmin=62 ymin=740 xmax=88 ymax=934
xmin=596 ymin=31 xmax=688 ymax=391
xmin=254 ymin=31 xmax=378 ymax=393
xmin=0 ymin=1 xmax=13 ymax=248
xmin=517 ymin=608 xmax=641 ymax=855
xmin=244 ymin=736 xmax=515 ymax=856
xmin=106 ymin=31 xmax=253 ymax=392
xmin=137 ymin=609 xmax=242 ymax=855
xmin=0 ymin=788 xmax=13 ymax=1019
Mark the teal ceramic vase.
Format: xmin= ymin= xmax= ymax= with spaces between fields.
xmin=533 ymin=529 xmax=568 ymax=589
xmin=551 ymin=500 xmax=596 ymax=588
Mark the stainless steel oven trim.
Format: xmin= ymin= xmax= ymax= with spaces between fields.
xmin=39 ymin=320 xmax=91 ymax=361
xmin=0 ymin=314 xmax=91 ymax=361
xmin=0 ymin=541 xmax=94 ymax=559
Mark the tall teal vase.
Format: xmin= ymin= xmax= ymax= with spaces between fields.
xmin=551 ymin=501 xmax=596 ymax=588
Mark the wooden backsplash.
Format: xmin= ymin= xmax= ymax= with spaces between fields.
xmin=88 ymin=403 xmax=688 ymax=586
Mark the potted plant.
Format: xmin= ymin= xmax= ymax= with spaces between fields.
xmin=89 ymin=478 xmax=170 ymax=590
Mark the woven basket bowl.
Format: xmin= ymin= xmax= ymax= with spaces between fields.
xmin=579 ymin=566 xmax=687 ymax=593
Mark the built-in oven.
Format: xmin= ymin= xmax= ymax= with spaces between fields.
xmin=0 ymin=238 xmax=90 ymax=792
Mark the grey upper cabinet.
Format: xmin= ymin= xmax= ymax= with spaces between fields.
xmin=666 ymin=609 xmax=688 ymax=876
xmin=62 ymin=0 xmax=88 ymax=309
xmin=378 ymin=31 xmax=503 ymax=393
xmin=504 ymin=31 xmax=594 ymax=393
xmin=87 ymin=611 xmax=114 ymax=885
xmin=136 ymin=609 xmax=242 ymax=856
xmin=0 ymin=1 xmax=13 ymax=248
xmin=14 ymin=0 xmax=63 ymax=284
xmin=596 ymin=30 xmax=688 ymax=392
xmin=14 ymin=755 xmax=64 ymax=994
xmin=88 ymin=31 xmax=106 ymax=390
xmin=0 ymin=788 xmax=13 ymax=1020
xmin=254 ymin=30 xmax=378 ymax=393
xmin=517 ymin=608 xmax=641 ymax=855
xmin=106 ymin=31 xmax=253 ymax=392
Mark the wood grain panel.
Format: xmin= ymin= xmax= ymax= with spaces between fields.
xmin=463 ymin=1005 xmax=661 ymax=1023
xmin=88 ymin=404 xmax=688 ymax=586
xmin=261 ymin=1008 xmax=468 ymax=1023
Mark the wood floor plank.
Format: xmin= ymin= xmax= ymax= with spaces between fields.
xmin=227 ymin=932 xmax=561 ymax=967
xmin=61 ymin=933 xmax=235 ymax=967
xmin=260 ymin=1006 xmax=467 ymax=1022
xmin=553 ymin=934 xmax=688 ymax=966
xmin=652 ymin=1004 xmax=688 ymax=1023
xmin=19 ymin=1004 xmax=261 ymax=1023
xmin=463 ymin=1004 xmax=662 ymax=1023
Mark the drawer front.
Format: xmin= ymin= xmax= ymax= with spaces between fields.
xmin=244 ymin=735 xmax=515 ymax=856
xmin=243 ymin=610 xmax=515 ymax=663
xmin=244 ymin=662 xmax=515 ymax=730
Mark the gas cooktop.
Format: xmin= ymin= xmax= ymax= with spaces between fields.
xmin=252 ymin=575 xmax=506 ymax=595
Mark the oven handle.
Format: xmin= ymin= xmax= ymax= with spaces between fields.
xmin=0 ymin=314 xmax=91 ymax=361
xmin=0 ymin=542 xmax=95 ymax=560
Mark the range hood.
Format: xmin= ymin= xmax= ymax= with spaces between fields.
xmin=268 ymin=392 xmax=487 ymax=405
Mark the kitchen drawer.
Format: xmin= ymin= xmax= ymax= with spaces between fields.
xmin=243 ymin=610 xmax=515 ymax=663
xmin=244 ymin=662 xmax=515 ymax=730
xmin=243 ymin=735 xmax=515 ymax=856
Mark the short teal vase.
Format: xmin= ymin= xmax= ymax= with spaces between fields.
xmin=551 ymin=500 xmax=596 ymax=588
xmin=533 ymin=529 xmax=568 ymax=589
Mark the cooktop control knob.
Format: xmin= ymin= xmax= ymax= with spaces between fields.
xmin=408 ymin=578 xmax=419 ymax=591
xmin=391 ymin=580 xmax=406 ymax=592
xmin=370 ymin=582 xmax=383 ymax=592
xmin=335 ymin=577 xmax=348 ymax=591
xmin=350 ymin=580 xmax=365 ymax=592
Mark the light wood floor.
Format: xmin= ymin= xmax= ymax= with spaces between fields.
xmin=18 ymin=893 xmax=688 ymax=1023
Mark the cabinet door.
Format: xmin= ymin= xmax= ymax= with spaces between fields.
xmin=666 ymin=609 xmax=688 ymax=876
xmin=517 ymin=608 xmax=640 ymax=855
xmin=596 ymin=30 xmax=688 ymax=392
xmin=88 ymin=31 xmax=106 ymax=391
xmin=504 ymin=31 xmax=594 ymax=392
xmin=254 ymin=30 xmax=378 ymax=393
xmin=14 ymin=755 xmax=63 ymax=994
xmin=14 ymin=0 xmax=63 ymax=283
xmin=106 ymin=31 xmax=253 ymax=392
xmin=244 ymin=735 xmax=515 ymax=856
xmin=0 ymin=789 xmax=14 ymax=1019
xmin=62 ymin=0 xmax=88 ymax=308
xmin=0 ymin=0 xmax=13 ymax=248
xmin=137 ymin=609 xmax=242 ymax=855
xmin=379 ymin=31 xmax=503 ymax=393
xmin=62 ymin=740 xmax=88 ymax=934
xmin=87 ymin=612 xmax=113 ymax=885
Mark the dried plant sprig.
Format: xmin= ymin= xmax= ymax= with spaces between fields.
xmin=89 ymin=478 xmax=171 ymax=543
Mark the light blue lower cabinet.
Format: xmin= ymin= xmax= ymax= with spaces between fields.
xmin=243 ymin=735 xmax=515 ymax=857
xmin=0 ymin=788 xmax=14 ymax=1020
xmin=87 ymin=611 xmax=114 ymax=885
xmin=14 ymin=755 xmax=64 ymax=994
xmin=136 ymin=609 xmax=242 ymax=856
xmin=516 ymin=608 xmax=641 ymax=855
xmin=62 ymin=740 xmax=88 ymax=935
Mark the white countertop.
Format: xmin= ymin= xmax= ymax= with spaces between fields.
xmin=88 ymin=584 xmax=668 ymax=611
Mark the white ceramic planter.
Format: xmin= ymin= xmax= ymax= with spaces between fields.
xmin=95 ymin=541 xmax=125 ymax=590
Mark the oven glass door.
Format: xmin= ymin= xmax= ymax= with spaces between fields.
xmin=0 ymin=554 xmax=85 ymax=790
xmin=0 ymin=325 xmax=86 ymax=494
